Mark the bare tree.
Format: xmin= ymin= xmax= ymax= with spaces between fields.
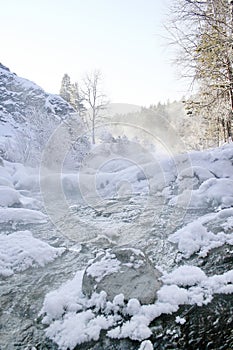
xmin=81 ymin=70 xmax=108 ymax=144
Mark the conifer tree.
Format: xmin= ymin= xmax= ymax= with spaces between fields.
xmin=70 ymin=82 xmax=86 ymax=119
xmin=59 ymin=73 xmax=72 ymax=103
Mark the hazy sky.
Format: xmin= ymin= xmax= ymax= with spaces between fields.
xmin=1 ymin=0 xmax=188 ymax=106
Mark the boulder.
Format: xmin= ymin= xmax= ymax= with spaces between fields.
xmin=82 ymin=247 xmax=162 ymax=304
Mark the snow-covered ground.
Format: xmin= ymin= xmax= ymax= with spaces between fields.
xmin=0 ymin=160 xmax=65 ymax=278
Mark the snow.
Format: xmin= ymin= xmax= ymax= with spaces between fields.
xmin=86 ymin=252 xmax=121 ymax=283
xmin=170 ymin=178 xmax=233 ymax=209
xmin=0 ymin=186 xmax=21 ymax=207
xmin=0 ymin=66 xmax=41 ymax=91
xmin=1 ymin=77 xmax=233 ymax=350
xmin=0 ymin=208 xmax=47 ymax=224
xmin=175 ymin=316 xmax=186 ymax=325
xmin=40 ymin=262 xmax=233 ymax=349
xmin=0 ymin=231 xmax=65 ymax=277
xmin=36 ymin=142 xmax=233 ymax=349
xmin=169 ymin=209 xmax=233 ymax=259
xmin=162 ymin=265 xmax=207 ymax=286
xmin=138 ymin=340 xmax=154 ymax=350
xmin=167 ymin=143 xmax=233 ymax=209
xmin=0 ymin=176 xmax=14 ymax=187
xmin=45 ymin=311 xmax=115 ymax=349
xmin=12 ymin=165 xmax=39 ymax=191
xmin=126 ymin=298 xmax=141 ymax=316
xmin=0 ymin=165 xmax=13 ymax=182
xmin=39 ymin=271 xmax=84 ymax=323
xmin=108 ymin=316 xmax=152 ymax=341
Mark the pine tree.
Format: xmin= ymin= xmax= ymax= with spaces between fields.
xmin=70 ymin=82 xmax=86 ymax=118
xmin=59 ymin=73 xmax=72 ymax=103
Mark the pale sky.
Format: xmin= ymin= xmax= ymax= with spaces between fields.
xmin=1 ymin=0 xmax=188 ymax=106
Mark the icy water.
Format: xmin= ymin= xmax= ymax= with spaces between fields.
xmin=0 ymin=194 xmax=232 ymax=350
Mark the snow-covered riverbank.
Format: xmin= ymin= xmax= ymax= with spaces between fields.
xmin=0 ymin=143 xmax=233 ymax=349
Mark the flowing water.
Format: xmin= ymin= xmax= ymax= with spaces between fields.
xmin=0 ymin=193 xmax=232 ymax=350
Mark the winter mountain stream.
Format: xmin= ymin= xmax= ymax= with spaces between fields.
xmin=1 ymin=143 xmax=233 ymax=350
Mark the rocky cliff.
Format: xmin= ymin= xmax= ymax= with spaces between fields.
xmin=0 ymin=63 xmax=88 ymax=166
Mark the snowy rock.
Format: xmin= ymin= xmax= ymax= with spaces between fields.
xmin=176 ymin=166 xmax=215 ymax=192
xmin=12 ymin=167 xmax=39 ymax=190
xmin=138 ymin=340 xmax=154 ymax=350
xmin=0 ymin=231 xmax=65 ymax=277
xmin=0 ymin=186 xmax=21 ymax=207
xmin=0 ymin=208 xmax=47 ymax=224
xmin=169 ymin=209 xmax=233 ymax=258
xmin=82 ymin=247 xmax=162 ymax=304
xmin=0 ymin=165 xmax=12 ymax=183
xmin=0 ymin=176 xmax=14 ymax=187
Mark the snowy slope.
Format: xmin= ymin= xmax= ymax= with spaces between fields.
xmin=0 ymin=63 xmax=85 ymax=165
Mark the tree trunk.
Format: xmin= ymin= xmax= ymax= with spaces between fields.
xmin=92 ymin=110 xmax=95 ymax=144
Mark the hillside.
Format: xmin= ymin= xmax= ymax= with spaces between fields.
xmin=0 ymin=63 xmax=86 ymax=165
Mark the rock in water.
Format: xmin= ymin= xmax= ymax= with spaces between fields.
xmin=82 ymin=247 xmax=162 ymax=304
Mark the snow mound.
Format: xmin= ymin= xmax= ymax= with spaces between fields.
xmin=0 ymin=186 xmax=21 ymax=207
xmin=169 ymin=209 xmax=233 ymax=258
xmin=13 ymin=170 xmax=39 ymax=191
xmin=162 ymin=266 xmax=207 ymax=286
xmin=171 ymin=178 xmax=233 ymax=209
xmin=0 ymin=165 xmax=13 ymax=182
xmin=176 ymin=165 xmax=215 ymax=192
xmin=0 ymin=208 xmax=47 ymax=224
xmin=0 ymin=231 xmax=65 ymax=277
xmin=138 ymin=340 xmax=154 ymax=350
